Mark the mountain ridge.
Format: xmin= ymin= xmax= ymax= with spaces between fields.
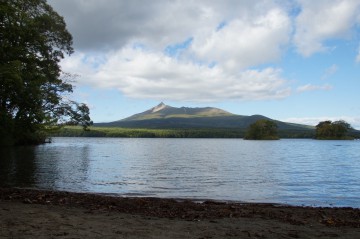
xmin=122 ymin=102 xmax=236 ymax=121
xmin=96 ymin=103 xmax=314 ymax=132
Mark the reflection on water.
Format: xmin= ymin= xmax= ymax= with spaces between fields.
xmin=0 ymin=146 xmax=37 ymax=187
xmin=33 ymin=143 xmax=91 ymax=191
xmin=0 ymin=142 xmax=91 ymax=191
xmin=1 ymin=137 xmax=359 ymax=207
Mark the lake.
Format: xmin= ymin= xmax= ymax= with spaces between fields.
xmin=1 ymin=137 xmax=359 ymax=208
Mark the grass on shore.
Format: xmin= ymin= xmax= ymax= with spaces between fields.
xmin=50 ymin=126 xmax=319 ymax=139
xmin=50 ymin=126 xmax=246 ymax=138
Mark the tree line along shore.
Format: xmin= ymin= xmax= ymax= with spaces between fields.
xmin=50 ymin=126 xmax=313 ymax=139
xmin=50 ymin=123 xmax=360 ymax=140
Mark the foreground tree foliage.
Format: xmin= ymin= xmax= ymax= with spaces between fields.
xmin=244 ymin=119 xmax=279 ymax=140
xmin=0 ymin=0 xmax=92 ymax=145
xmin=315 ymin=120 xmax=353 ymax=140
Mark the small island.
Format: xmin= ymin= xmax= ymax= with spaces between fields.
xmin=315 ymin=120 xmax=354 ymax=140
xmin=244 ymin=119 xmax=280 ymax=140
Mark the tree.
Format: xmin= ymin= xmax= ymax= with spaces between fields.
xmin=0 ymin=0 xmax=92 ymax=145
xmin=244 ymin=119 xmax=279 ymax=140
xmin=315 ymin=120 xmax=352 ymax=140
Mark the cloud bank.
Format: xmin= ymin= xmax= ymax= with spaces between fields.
xmin=63 ymin=48 xmax=290 ymax=102
xmin=49 ymin=0 xmax=360 ymax=102
xmin=294 ymin=0 xmax=360 ymax=56
xmin=283 ymin=116 xmax=360 ymax=130
xmin=296 ymin=84 xmax=333 ymax=92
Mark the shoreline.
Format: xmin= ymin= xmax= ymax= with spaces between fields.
xmin=1 ymin=187 xmax=359 ymax=221
xmin=1 ymin=187 xmax=360 ymax=238
xmin=1 ymin=186 xmax=356 ymax=209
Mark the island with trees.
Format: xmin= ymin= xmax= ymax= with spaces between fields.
xmin=244 ymin=119 xmax=279 ymax=140
xmin=315 ymin=120 xmax=354 ymax=140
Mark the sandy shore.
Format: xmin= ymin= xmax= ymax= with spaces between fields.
xmin=1 ymin=188 xmax=360 ymax=238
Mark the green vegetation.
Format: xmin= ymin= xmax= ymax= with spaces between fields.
xmin=51 ymin=126 xmax=246 ymax=138
xmin=0 ymin=0 xmax=91 ymax=146
xmin=50 ymin=119 xmax=360 ymax=140
xmin=315 ymin=120 xmax=354 ymax=140
xmin=244 ymin=119 xmax=279 ymax=140
xmin=53 ymin=126 xmax=316 ymax=139
xmin=8 ymin=119 xmax=357 ymax=141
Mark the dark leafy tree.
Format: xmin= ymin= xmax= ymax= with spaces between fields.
xmin=315 ymin=120 xmax=352 ymax=140
xmin=0 ymin=0 xmax=92 ymax=145
xmin=244 ymin=119 xmax=279 ymax=140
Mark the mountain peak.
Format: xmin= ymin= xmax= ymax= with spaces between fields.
xmin=121 ymin=103 xmax=236 ymax=121
xmin=151 ymin=102 xmax=168 ymax=113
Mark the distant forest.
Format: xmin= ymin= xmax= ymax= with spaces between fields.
xmin=51 ymin=126 xmax=322 ymax=139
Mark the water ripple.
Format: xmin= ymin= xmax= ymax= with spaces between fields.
xmin=1 ymin=137 xmax=359 ymax=208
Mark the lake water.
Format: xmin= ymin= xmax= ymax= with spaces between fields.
xmin=1 ymin=137 xmax=359 ymax=208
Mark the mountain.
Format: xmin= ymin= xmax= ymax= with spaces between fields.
xmin=123 ymin=102 xmax=235 ymax=121
xmin=96 ymin=103 xmax=314 ymax=133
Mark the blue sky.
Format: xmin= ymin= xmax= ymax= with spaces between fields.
xmin=48 ymin=0 xmax=360 ymax=128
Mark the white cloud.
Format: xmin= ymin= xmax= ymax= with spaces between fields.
xmin=62 ymin=48 xmax=290 ymax=102
xmin=321 ymin=64 xmax=338 ymax=80
xmin=49 ymin=0 xmax=288 ymax=53
xmin=283 ymin=116 xmax=360 ymax=129
xmin=50 ymin=1 xmax=360 ymax=103
xmin=52 ymin=1 xmax=294 ymax=102
xmin=294 ymin=0 xmax=360 ymax=57
xmin=296 ymin=83 xmax=333 ymax=92
xmin=356 ymin=44 xmax=360 ymax=63
xmin=191 ymin=8 xmax=291 ymax=71
xmin=48 ymin=0 xmax=216 ymax=50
